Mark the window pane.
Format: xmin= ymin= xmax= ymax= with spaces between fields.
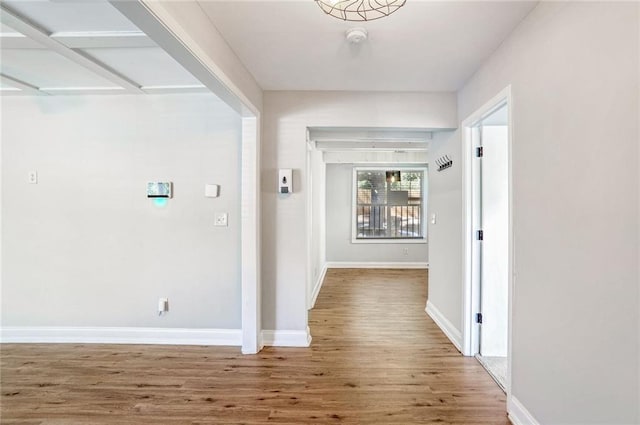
xmin=355 ymin=169 xmax=424 ymax=239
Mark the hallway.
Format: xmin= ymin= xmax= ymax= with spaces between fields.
xmin=1 ymin=269 xmax=507 ymax=424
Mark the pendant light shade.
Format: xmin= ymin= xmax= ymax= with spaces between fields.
xmin=315 ymin=0 xmax=406 ymax=22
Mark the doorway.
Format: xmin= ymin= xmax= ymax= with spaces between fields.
xmin=462 ymin=87 xmax=512 ymax=394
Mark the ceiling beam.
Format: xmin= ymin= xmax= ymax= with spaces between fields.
xmin=52 ymin=31 xmax=156 ymax=49
xmin=0 ymin=4 xmax=144 ymax=94
xmin=0 ymin=73 xmax=47 ymax=95
xmin=0 ymin=31 xmax=156 ymax=49
xmin=141 ymin=85 xmax=209 ymax=95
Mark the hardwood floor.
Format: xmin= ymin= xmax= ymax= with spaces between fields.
xmin=1 ymin=269 xmax=508 ymax=424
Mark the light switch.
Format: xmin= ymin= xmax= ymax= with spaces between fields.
xmin=431 ymin=213 xmax=437 ymax=224
xmin=214 ymin=212 xmax=228 ymax=227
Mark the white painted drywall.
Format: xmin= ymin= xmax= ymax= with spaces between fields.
xmin=426 ymin=130 xmax=463 ymax=332
xmin=308 ymin=148 xmax=326 ymax=306
xmin=261 ymin=91 xmax=456 ymax=331
xmin=325 ymin=164 xmax=428 ymax=263
xmin=1 ymin=94 xmax=243 ymax=330
xmin=479 ymin=125 xmax=508 ymax=358
xmin=429 ymin=2 xmax=639 ymax=423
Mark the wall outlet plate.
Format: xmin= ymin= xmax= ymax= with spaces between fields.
xmin=214 ymin=212 xmax=228 ymax=227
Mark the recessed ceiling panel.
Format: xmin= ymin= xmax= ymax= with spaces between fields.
xmin=2 ymin=0 xmax=139 ymax=33
xmin=0 ymin=22 xmax=22 ymax=35
xmin=1 ymin=49 xmax=119 ymax=88
xmin=0 ymin=23 xmax=45 ymax=49
xmin=84 ymin=47 xmax=203 ymax=87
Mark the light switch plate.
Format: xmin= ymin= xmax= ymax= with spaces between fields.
xmin=214 ymin=212 xmax=228 ymax=227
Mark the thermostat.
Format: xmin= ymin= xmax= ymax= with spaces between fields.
xmin=147 ymin=182 xmax=173 ymax=198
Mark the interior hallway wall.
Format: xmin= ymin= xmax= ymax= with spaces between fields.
xmin=428 ymin=2 xmax=640 ymax=423
xmin=1 ymin=94 xmax=243 ymax=330
xmin=325 ymin=163 xmax=429 ymax=264
xmin=426 ymin=130 xmax=463 ymax=333
xmin=261 ymin=90 xmax=456 ymax=331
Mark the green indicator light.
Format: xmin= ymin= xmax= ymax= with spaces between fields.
xmin=153 ymin=198 xmax=168 ymax=207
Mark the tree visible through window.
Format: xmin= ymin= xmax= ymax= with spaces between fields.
xmin=354 ymin=169 xmax=425 ymax=240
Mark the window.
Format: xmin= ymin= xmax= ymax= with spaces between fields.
xmin=352 ymin=168 xmax=426 ymax=242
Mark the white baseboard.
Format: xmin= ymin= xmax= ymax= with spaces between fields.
xmin=261 ymin=327 xmax=312 ymax=347
xmin=309 ymin=263 xmax=328 ymax=309
xmin=508 ymin=395 xmax=540 ymax=425
xmin=326 ymin=261 xmax=428 ymax=269
xmin=0 ymin=326 xmax=242 ymax=346
xmin=425 ymin=301 xmax=462 ymax=352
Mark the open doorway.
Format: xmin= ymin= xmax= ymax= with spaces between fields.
xmin=462 ymin=87 xmax=512 ymax=393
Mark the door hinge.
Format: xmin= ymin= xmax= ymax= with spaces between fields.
xmin=477 ymin=230 xmax=484 ymax=241
xmin=476 ymin=313 xmax=483 ymax=324
xmin=476 ymin=146 xmax=484 ymax=157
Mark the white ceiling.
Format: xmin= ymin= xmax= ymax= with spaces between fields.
xmin=0 ymin=0 xmax=206 ymax=96
xmin=199 ymin=0 xmax=538 ymax=92
xmin=0 ymin=1 xmax=538 ymax=96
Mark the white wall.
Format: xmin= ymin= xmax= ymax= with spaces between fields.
xmin=426 ymin=130 xmax=463 ymax=332
xmin=428 ymin=2 xmax=640 ymax=423
xmin=325 ymin=163 xmax=428 ymax=264
xmin=262 ymin=91 xmax=456 ymax=331
xmin=1 ymin=94 xmax=243 ymax=330
xmin=308 ymin=148 xmax=325 ymax=306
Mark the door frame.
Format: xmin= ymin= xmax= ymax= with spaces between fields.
xmin=461 ymin=86 xmax=513 ymax=390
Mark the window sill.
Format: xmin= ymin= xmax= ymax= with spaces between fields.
xmin=350 ymin=238 xmax=427 ymax=245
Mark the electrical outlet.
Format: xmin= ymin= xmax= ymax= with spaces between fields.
xmin=214 ymin=212 xmax=228 ymax=227
xmin=403 ymin=248 xmax=409 ymax=256
xmin=28 ymin=171 xmax=38 ymax=184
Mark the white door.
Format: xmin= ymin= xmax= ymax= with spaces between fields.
xmin=478 ymin=118 xmax=509 ymax=357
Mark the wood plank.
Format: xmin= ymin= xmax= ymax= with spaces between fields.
xmin=1 ymin=269 xmax=509 ymax=424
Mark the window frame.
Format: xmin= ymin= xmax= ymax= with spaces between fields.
xmin=351 ymin=166 xmax=428 ymax=244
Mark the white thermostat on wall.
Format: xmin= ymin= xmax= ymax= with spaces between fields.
xmin=147 ymin=182 xmax=173 ymax=198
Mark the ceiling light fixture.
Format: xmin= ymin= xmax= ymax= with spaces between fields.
xmin=315 ymin=0 xmax=406 ymax=22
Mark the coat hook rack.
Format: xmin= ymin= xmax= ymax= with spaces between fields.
xmin=436 ymin=155 xmax=453 ymax=172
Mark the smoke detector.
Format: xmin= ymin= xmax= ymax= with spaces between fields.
xmin=345 ymin=27 xmax=368 ymax=44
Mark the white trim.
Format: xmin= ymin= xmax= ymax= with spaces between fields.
xmin=326 ymin=261 xmax=428 ymax=269
xmin=508 ymin=396 xmax=540 ymax=425
xmin=425 ymin=301 xmax=462 ymax=352
xmin=0 ymin=73 xmax=45 ymax=95
xmin=309 ymin=263 xmax=328 ymax=309
xmin=349 ymin=238 xmax=427 ymax=244
xmin=461 ymin=86 xmax=514 ymax=395
xmin=261 ymin=327 xmax=312 ymax=347
xmin=0 ymin=327 xmax=241 ymax=346
xmin=241 ymin=116 xmax=261 ymax=355
xmin=306 ymin=139 xmax=314 ymax=314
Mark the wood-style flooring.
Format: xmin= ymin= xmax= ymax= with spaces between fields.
xmin=1 ymin=268 xmax=508 ymax=424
